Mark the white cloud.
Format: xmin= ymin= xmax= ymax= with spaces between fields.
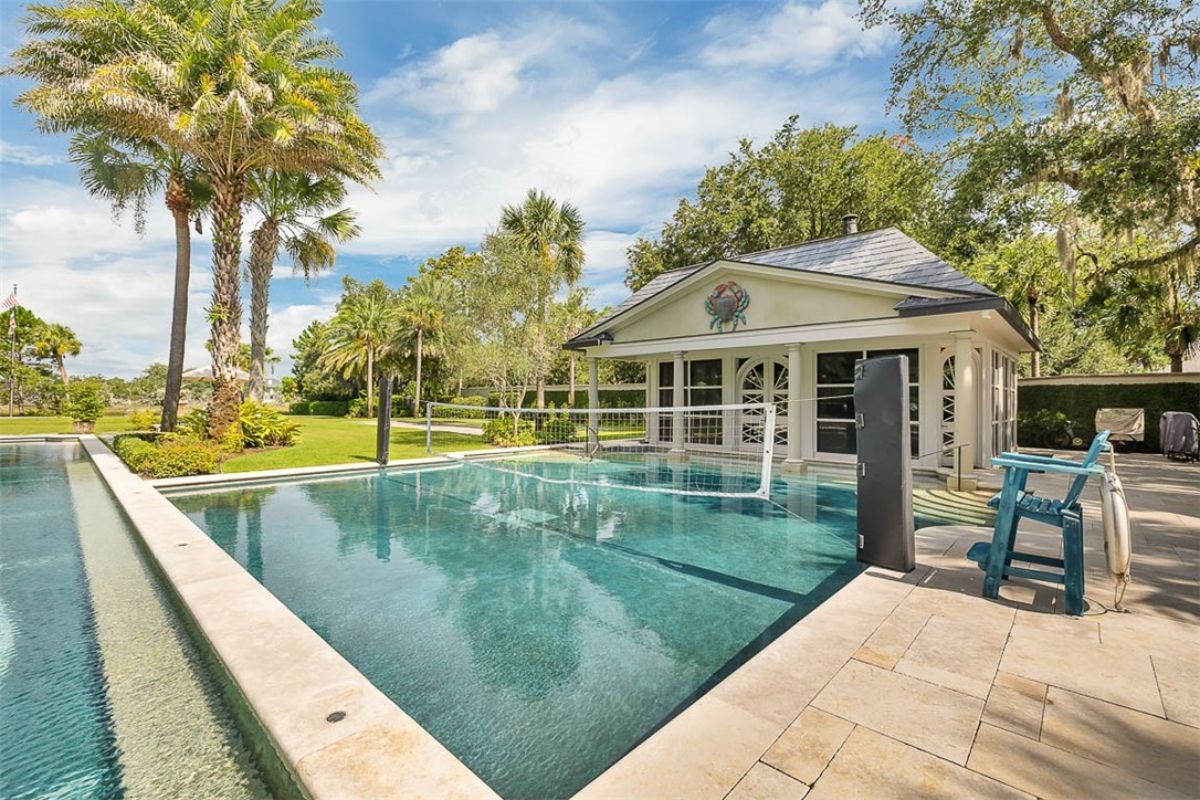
xmin=366 ymin=17 xmax=607 ymax=118
xmin=0 ymin=140 xmax=63 ymax=167
xmin=700 ymin=0 xmax=892 ymax=73
xmin=582 ymin=230 xmax=639 ymax=307
xmin=265 ymin=302 xmax=334 ymax=362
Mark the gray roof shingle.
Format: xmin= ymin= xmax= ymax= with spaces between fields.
xmin=735 ymin=228 xmax=994 ymax=295
xmin=568 ymin=228 xmax=994 ymax=344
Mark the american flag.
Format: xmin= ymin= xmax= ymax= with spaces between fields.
xmin=3 ymin=288 xmax=15 ymax=335
xmin=1 ymin=291 xmax=15 ymax=311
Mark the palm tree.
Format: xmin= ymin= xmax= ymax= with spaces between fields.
xmin=550 ymin=288 xmax=597 ymax=404
xmin=8 ymin=0 xmax=382 ymax=438
xmin=499 ymin=189 xmax=585 ymax=407
xmin=30 ymin=323 xmax=81 ymax=385
xmin=69 ymin=133 xmax=208 ymax=430
xmin=245 ymin=171 xmax=360 ymax=401
xmin=398 ymin=273 xmax=454 ymax=417
xmin=321 ymin=294 xmax=396 ymax=416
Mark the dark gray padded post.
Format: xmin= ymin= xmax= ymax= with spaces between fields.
xmin=853 ymin=355 xmax=915 ymax=571
xmin=375 ymin=375 xmax=393 ymax=465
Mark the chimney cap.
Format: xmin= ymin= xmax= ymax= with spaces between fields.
xmin=842 ymin=213 xmax=859 ymax=235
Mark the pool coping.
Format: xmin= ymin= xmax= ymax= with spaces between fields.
xmin=72 ymin=436 xmax=501 ymax=800
xmin=17 ymin=433 xmax=930 ymax=799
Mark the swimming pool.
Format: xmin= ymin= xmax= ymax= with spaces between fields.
xmin=166 ymin=454 xmax=894 ymax=799
xmin=0 ymin=442 xmax=270 ymax=800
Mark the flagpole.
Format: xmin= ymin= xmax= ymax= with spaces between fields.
xmin=8 ymin=284 xmax=16 ymax=418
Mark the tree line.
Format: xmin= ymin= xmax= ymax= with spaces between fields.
xmin=290 ymin=191 xmax=638 ymax=416
xmin=629 ymin=0 xmax=1198 ymax=374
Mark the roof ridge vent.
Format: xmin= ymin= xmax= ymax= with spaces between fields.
xmin=842 ymin=214 xmax=859 ymax=235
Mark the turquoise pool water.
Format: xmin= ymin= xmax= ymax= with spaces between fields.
xmin=1 ymin=443 xmax=123 ymax=799
xmin=1 ymin=442 xmax=270 ymax=800
xmin=170 ymin=455 xmax=885 ymax=799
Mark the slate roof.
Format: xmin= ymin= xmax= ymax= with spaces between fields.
xmin=569 ymin=228 xmax=995 ymax=344
xmin=736 ymin=228 xmax=995 ymax=296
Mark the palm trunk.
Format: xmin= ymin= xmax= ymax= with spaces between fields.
xmin=247 ymin=222 xmax=280 ymax=402
xmin=56 ymin=355 xmax=68 ymax=385
xmin=1028 ymin=288 xmax=1041 ymax=377
xmin=206 ymin=174 xmax=246 ymax=440
xmin=567 ymin=352 xmax=576 ymax=407
xmin=1169 ymin=352 xmax=1183 ymax=373
xmin=161 ymin=171 xmax=192 ymax=432
xmin=413 ymin=329 xmax=423 ymax=417
xmin=366 ymin=349 xmax=375 ymax=417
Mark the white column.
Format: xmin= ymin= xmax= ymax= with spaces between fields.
xmin=671 ymin=351 xmax=685 ymax=453
xmin=587 ymin=357 xmax=600 ymax=450
xmin=785 ymin=344 xmax=802 ymax=464
xmin=953 ymin=333 xmax=977 ymax=487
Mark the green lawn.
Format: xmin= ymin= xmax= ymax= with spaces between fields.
xmin=0 ymin=415 xmax=138 ymax=435
xmin=220 ymin=415 xmax=481 ymax=473
xmin=0 ymin=414 xmax=481 ymax=474
xmin=393 ymin=415 xmax=486 ymax=428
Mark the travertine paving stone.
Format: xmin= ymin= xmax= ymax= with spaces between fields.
xmin=853 ymin=607 xmax=929 ymax=670
xmin=808 ymin=727 xmax=1031 ymax=800
xmin=895 ymin=613 xmax=1010 ymax=698
xmin=725 ymin=763 xmax=809 ymax=800
xmin=968 ymin=723 xmax=1190 ymax=800
xmin=575 ymin=695 xmax=781 ymax=800
xmin=1040 ymin=688 xmax=1200 ymax=796
xmin=1152 ymin=653 xmax=1200 ymax=729
xmin=812 ymin=659 xmax=983 ymax=765
xmin=981 ymin=672 xmax=1046 ymax=740
xmin=761 ymin=707 xmax=854 ymax=786
xmin=999 ymin=623 xmax=1164 ymax=715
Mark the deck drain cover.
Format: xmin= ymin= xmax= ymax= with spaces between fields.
xmin=326 ymin=711 xmax=346 ymax=723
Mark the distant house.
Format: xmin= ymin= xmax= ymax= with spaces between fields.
xmin=565 ymin=217 xmax=1038 ymax=483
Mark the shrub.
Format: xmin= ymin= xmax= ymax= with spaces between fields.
xmin=482 ymin=414 xmax=535 ymax=447
xmin=1019 ymin=381 xmax=1199 ymax=451
xmin=537 ymin=408 xmax=577 ymax=444
xmin=289 ymin=400 xmax=311 ymax=415
xmin=307 ymin=399 xmax=350 ymax=417
xmin=238 ymin=401 xmax=299 ymax=448
xmin=448 ymin=395 xmax=487 ymax=418
xmin=128 ymin=408 xmax=159 ymax=430
xmin=177 ymin=409 xmax=209 ymax=439
xmin=347 ymin=397 xmax=369 ymax=418
xmin=113 ymin=434 xmax=221 ymax=478
xmin=63 ymin=380 xmax=107 ymax=424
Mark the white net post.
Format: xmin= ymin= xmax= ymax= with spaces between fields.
xmin=758 ymin=405 xmax=777 ymax=498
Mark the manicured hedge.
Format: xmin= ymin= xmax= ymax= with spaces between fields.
xmin=1018 ymin=381 xmax=1199 ymax=451
xmin=290 ymin=399 xmax=350 ymax=416
xmin=112 ymin=434 xmax=221 ymax=478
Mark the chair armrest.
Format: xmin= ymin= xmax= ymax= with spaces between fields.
xmin=990 ymin=457 xmax=1104 ymax=477
xmin=999 ymin=451 xmax=1076 ymax=464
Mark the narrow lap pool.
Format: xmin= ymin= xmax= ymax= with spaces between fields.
xmin=168 ymin=455 xmax=881 ymax=799
xmin=0 ymin=442 xmax=270 ymax=800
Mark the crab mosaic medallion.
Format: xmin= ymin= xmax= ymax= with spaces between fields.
xmin=705 ymin=281 xmax=750 ymax=332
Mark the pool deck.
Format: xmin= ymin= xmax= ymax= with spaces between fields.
xmin=578 ymin=451 xmax=1200 ymax=799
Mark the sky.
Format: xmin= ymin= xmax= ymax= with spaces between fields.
xmin=0 ymin=0 xmax=904 ymax=378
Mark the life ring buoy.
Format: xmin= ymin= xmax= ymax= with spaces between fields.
xmin=1100 ymin=471 xmax=1132 ymax=582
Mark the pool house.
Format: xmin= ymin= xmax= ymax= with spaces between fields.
xmin=566 ymin=218 xmax=1039 ymax=487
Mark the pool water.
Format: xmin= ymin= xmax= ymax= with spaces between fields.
xmin=170 ymin=456 xmax=887 ymax=799
xmin=1 ymin=444 xmax=122 ymax=798
xmin=0 ymin=442 xmax=270 ymax=800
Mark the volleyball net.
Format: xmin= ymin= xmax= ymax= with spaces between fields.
xmin=423 ymin=401 xmax=777 ymax=499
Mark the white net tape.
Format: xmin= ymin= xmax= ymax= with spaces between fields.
xmin=425 ymin=401 xmax=777 ymax=499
